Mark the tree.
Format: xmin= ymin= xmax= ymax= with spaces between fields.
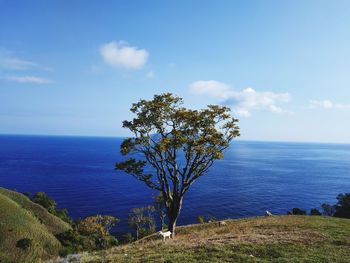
xmin=321 ymin=203 xmax=336 ymax=216
xmin=128 ymin=206 xmax=156 ymax=240
xmin=154 ymin=194 xmax=167 ymax=230
xmin=77 ymin=215 xmax=119 ymax=249
xmin=287 ymin=208 xmax=307 ymax=215
xmin=310 ymin=208 xmax=321 ymax=216
xmin=334 ymin=193 xmax=350 ymax=218
xmin=144 ymin=205 xmax=156 ymax=231
xmin=77 ymin=215 xmax=119 ymax=237
xmin=116 ymin=93 xmax=240 ymax=237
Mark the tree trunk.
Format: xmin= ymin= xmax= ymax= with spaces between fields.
xmin=169 ymin=218 xmax=177 ymax=238
xmin=167 ymin=196 xmax=183 ymax=238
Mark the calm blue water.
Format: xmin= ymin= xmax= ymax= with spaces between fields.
xmin=1 ymin=135 xmax=350 ymax=234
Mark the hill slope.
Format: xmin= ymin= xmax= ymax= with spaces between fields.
xmin=78 ymin=216 xmax=350 ymax=263
xmin=0 ymin=188 xmax=71 ymax=263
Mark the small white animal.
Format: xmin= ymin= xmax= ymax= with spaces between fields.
xmin=265 ymin=210 xmax=273 ymax=216
xmin=158 ymin=230 xmax=172 ymax=241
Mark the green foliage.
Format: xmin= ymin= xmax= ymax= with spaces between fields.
xmin=32 ymin=192 xmax=56 ymax=213
xmin=310 ymin=208 xmax=322 ymax=216
xmin=287 ymin=208 xmax=307 ymax=215
xmin=197 ymin=215 xmax=217 ymax=223
xmin=120 ymin=232 xmax=135 ymax=244
xmin=116 ymin=93 xmax=240 ymax=235
xmin=321 ymin=193 xmax=350 ymax=218
xmin=128 ymin=206 xmax=156 ymax=239
xmin=0 ymin=188 xmax=120 ymax=261
xmin=16 ymin=238 xmax=32 ymax=250
xmin=31 ymin=191 xmax=72 ymax=224
xmin=77 ymin=215 xmax=119 ymax=237
xmin=322 ymin=203 xmax=336 ymax=216
xmin=57 ymin=215 xmax=119 ymax=254
xmin=197 ymin=215 xmax=205 ymax=224
xmin=334 ymin=193 xmax=350 ymax=218
xmin=0 ymin=188 xmax=71 ymax=262
xmin=55 ymin=208 xmax=72 ymax=224
xmin=162 ymin=223 xmax=168 ymax=230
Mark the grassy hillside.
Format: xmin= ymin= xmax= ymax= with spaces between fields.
xmin=78 ymin=216 xmax=350 ymax=263
xmin=0 ymin=188 xmax=71 ymax=263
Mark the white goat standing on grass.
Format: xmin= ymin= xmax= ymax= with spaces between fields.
xmin=158 ymin=231 xmax=172 ymax=241
xmin=265 ymin=210 xmax=273 ymax=216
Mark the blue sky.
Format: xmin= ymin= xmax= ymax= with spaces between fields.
xmin=1 ymin=0 xmax=350 ymax=143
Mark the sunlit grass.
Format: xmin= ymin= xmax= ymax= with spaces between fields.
xmin=0 ymin=188 xmax=71 ymax=263
xmin=79 ymin=216 xmax=350 ymax=263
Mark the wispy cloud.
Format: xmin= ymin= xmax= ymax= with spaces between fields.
xmin=189 ymin=80 xmax=292 ymax=117
xmin=0 ymin=49 xmax=53 ymax=71
xmin=309 ymin=100 xmax=350 ymax=110
xmin=1 ymin=75 xmax=52 ymax=84
xmin=100 ymin=41 xmax=149 ymax=70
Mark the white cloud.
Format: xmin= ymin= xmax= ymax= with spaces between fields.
xmin=100 ymin=41 xmax=149 ymax=70
xmin=189 ymin=80 xmax=232 ymax=99
xmin=1 ymin=75 xmax=52 ymax=84
xmin=189 ymin=80 xmax=292 ymax=117
xmin=0 ymin=50 xmax=53 ymax=71
xmin=309 ymin=100 xmax=350 ymax=110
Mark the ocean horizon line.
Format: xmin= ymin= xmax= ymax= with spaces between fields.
xmin=0 ymin=132 xmax=349 ymax=146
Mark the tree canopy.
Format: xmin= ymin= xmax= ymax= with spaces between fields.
xmin=116 ymin=93 xmax=240 ymax=236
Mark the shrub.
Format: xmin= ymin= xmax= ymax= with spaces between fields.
xmin=77 ymin=215 xmax=119 ymax=237
xmin=16 ymin=238 xmax=32 ymax=250
xmin=128 ymin=207 xmax=156 ymax=240
xmin=31 ymin=192 xmax=72 ymax=224
xmin=287 ymin=208 xmax=307 ymax=215
xmin=197 ymin=215 xmax=205 ymax=224
xmin=120 ymin=233 xmax=134 ymax=244
xmin=57 ymin=215 xmax=119 ymax=254
xmin=32 ymin=192 xmax=57 ymax=213
xmin=162 ymin=223 xmax=168 ymax=231
xmin=310 ymin=208 xmax=322 ymax=216
xmin=55 ymin=208 xmax=72 ymax=224
xmin=334 ymin=193 xmax=350 ymax=218
xmin=322 ymin=203 xmax=336 ymax=216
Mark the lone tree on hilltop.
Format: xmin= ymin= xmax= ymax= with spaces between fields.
xmin=116 ymin=93 xmax=240 ymax=237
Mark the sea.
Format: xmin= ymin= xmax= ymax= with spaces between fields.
xmin=0 ymin=134 xmax=349 ymax=234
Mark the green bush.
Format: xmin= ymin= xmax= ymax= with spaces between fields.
xmin=334 ymin=193 xmax=350 ymax=218
xmin=32 ymin=192 xmax=57 ymax=213
xmin=56 ymin=215 xmax=119 ymax=254
xmin=197 ymin=215 xmax=205 ymax=224
xmin=310 ymin=208 xmax=321 ymax=216
xmin=16 ymin=238 xmax=32 ymax=250
xmin=287 ymin=208 xmax=306 ymax=215
xmin=121 ymin=233 xmax=134 ymax=244
xmin=31 ymin=192 xmax=72 ymax=224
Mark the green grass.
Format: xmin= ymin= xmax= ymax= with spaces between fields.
xmin=0 ymin=188 xmax=71 ymax=263
xmin=79 ymin=216 xmax=350 ymax=263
